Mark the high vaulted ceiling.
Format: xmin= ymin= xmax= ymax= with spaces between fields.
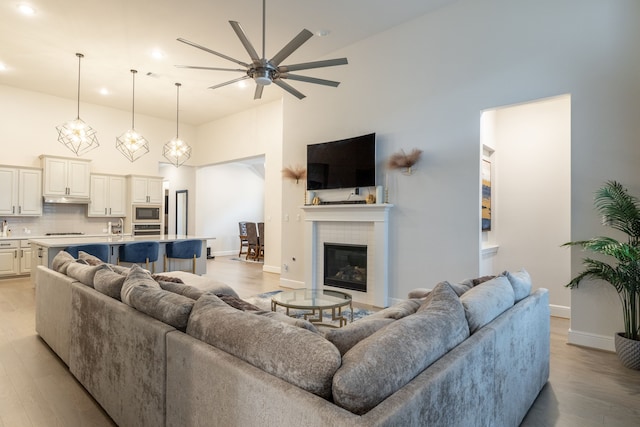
xmin=0 ymin=0 xmax=458 ymax=125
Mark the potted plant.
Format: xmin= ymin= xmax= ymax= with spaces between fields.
xmin=564 ymin=180 xmax=640 ymax=369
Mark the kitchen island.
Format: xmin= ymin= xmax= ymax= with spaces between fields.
xmin=29 ymin=235 xmax=212 ymax=282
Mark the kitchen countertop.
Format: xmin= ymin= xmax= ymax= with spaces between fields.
xmin=28 ymin=235 xmax=214 ymax=248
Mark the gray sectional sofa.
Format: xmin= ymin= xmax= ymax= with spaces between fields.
xmin=34 ymin=251 xmax=550 ymax=427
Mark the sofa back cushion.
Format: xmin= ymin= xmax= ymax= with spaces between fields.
xmin=94 ymin=266 xmax=127 ymax=300
xmin=459 ymin=275 xmax=515 ymax=333
xmin=324 ymin=317 xmax=394 ymax=356
xmin=186 ymin=293 xmax=341 ymax=399
xmin=121 ymin=264 xmax=195 ymax=329
xmin=332 ymin=282 xmax=470 ymax=415
xmin=66 ymin=262 xmax=108 ymax=288
xmin=52 ymin=250 xmax=75 ymax=274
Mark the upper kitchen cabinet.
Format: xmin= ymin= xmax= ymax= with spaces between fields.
xmin=89 ymin=174 xmax=127 ymax=217
xmin=0 ymin=166 xmax=43 ymax=216
xmin=40 ymin=155 xmax=91 ymax=200
xmin=128 ymin=175 xmax=163 ymax=204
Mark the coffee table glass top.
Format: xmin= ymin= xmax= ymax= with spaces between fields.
xmin=271 ymin=288 xmax=353 ymax=327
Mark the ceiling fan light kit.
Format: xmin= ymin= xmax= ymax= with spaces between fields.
xmin=176 ymin=0 xmax=348 ymax=100
xmin=116 ymin=69 xmax=150 ymax=162
xmin=56 ymin=53 xmax=100 ymax=156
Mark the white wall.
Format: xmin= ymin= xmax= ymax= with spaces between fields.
xmin=195 ymin=162 xmax=264 ymax=256
xmin=279 ymin=0 xmax=640 ymax=350
xmin=487 ymin=95 xmax=572 ymax=317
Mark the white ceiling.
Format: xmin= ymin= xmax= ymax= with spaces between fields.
xmin=0 ymin=0 xmax=458 ymax=125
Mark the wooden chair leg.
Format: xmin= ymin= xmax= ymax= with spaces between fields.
xmin=192 ymin=254 xmax=196 ymax=274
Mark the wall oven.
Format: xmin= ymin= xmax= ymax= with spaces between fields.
xmin=132 ymin=223 xmax=162 ymax=236
xmin=132 ymin=205 xmax=161 ymax=223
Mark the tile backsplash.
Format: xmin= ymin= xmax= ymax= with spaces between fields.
xmin=2 ymin=204 xmax=123 ymax=237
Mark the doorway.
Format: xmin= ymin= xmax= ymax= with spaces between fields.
xmin=480 ymin=94 xmax=571 ymax=317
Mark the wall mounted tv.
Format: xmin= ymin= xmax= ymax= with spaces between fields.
xmin=306 ymin=133 xmax=376 ymax=191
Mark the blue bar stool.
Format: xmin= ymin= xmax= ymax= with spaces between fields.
xmin=65 ymin=244 xmax=110 ymax=262
xmin=118 ymin=241 xmax=160 ymax=273
xmin=164 ymin=240 xmax=202 ymax=273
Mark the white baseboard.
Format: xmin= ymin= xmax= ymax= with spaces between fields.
xmin=263 ymin=264 xmax=280 ymax=274
xmin=549 ymin=304 xmax=570 ymax=319
xmin=210 ymin=250 xmax=236 ymax=257
xmin=280 ymin=278 xmax=304 ymax=289
xmin=568 ymin=328 xmax=615 ymax=352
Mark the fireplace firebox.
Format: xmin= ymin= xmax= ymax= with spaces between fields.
xmin=323 ymin=243 xmax=367 ymax=292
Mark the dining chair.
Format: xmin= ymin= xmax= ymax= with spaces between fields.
xmin=238 ymin=221 xmax=249 ymax=257
xmin=245 ymin=222 xmax=259 ymax=261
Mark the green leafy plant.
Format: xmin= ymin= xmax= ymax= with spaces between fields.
xmin=564 ymin=180 xmax=640 ymax=341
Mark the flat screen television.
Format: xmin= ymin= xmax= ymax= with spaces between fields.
xmin=306 ymin=133 xmax=376 ymax=190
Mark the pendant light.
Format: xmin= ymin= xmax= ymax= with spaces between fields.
xmin=163 ymin=83 xmax=192 ymax=167
xmin=116 ymin=69 xmax=149 ymax=162
xmin=56 ymin=53 xmax=99 ymax=156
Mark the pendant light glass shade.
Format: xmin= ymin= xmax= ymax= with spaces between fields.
xmin=116 ymin=69 xmax=149 ymax=162
xmin=56 ymin=53 xmax=99 ymax=156
xmin=163 ymin=83 xmax=192 ymax=167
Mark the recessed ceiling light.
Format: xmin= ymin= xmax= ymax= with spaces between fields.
xmin=99 ymin=88 xmax=110 ymax=95
xmin=315 ymin=29 xmax=331 ymax=37
xmin=151 ymin=49 xmax=165 ymax=60
xmin=0 ymin=63 xmax=7 ymax=71
xmin=238 ymin=80 xmax=248 ymax=89
xmin=18 ymin=3 xmax=36 ymax=15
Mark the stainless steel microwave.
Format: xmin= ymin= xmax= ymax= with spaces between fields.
xmin=132 ymin=205 xmax=161 ymax=223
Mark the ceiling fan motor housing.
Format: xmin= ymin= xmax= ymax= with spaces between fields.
xmin=249 ymin=62 xmax=275 ymax=85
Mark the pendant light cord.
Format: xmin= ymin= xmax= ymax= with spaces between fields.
xmin=131 ymin=69 xmax=137 ymax=129
xmin=76 ymin=53 xmax=83 ymax=119
xmin=175 ymin=83 xmax=181 ymax=138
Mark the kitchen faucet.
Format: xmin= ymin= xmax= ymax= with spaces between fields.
xmin=119 ymin=218 xmax=124 ymax=234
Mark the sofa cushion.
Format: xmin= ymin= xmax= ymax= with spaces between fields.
xmin=151 ymin=274 xmax=184 ymax=284
xmin=94 ymin=266 xmax=127 ymax=300
xmin=504 ymin=269 xmax=532 ymax=302
xmin=186 ymin=293 xmax=341 ymax=399
xmin=407 ymin=288 xmax=430 ymax=299
xmin=324 ymin=317 xmax=394 ymax=356
xmin=366 ymin=298 xmax=422 ymax=320
xmin=52 ymin=250 xmax=75 ymax=274
xmin=250 ymin=310 xmax=319 ymax=333
xmin=161 ymin=270 xmax=239 ymax=298
xmin=459 ymin=275 xmax=496 ymax=288
xmin=332 ymin=282 xmax=470 ymax=415
xmin=460 ymin=275 xmax=515 ymax=333
xmin=66 ymin=262 xmax=108 ymax=287
xmin=121 ymin=264 xmax=195 ymax=329
xmin=157 ymin=281 xmax=205 ymax=300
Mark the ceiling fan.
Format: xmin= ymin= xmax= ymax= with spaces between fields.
xmin=175 ymin=0 xmax=348 ymax=100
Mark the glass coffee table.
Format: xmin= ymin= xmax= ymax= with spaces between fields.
xmin=271 ymin=289 xmax=353 ymax=327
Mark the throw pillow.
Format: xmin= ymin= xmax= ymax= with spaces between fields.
xmin=66 ymin=262 xmax=108 ymax=288
xmin=366 ymin=298 xmax=422 ymax=320
xmin=214 ymin=293 xmax=261 ymax=311
xmin=250 ymin=310 xmax=319 ymax=333
xmin=324 ymin=318 xmax=394 ymax=356
xmin=94 ymin=266 xmax=127 ymax=300
xmin=158 ymin=281 xmax=205 ymax=300
xmin=187 ymin=293 xmax=341 ymax=399
xmin=78 ymin=251 xmax=104 ymax=266
xmin=459 ymin=275 xmax=515 ymax=333
xmin=332 ymin=282 xmax=469 ymax=415
xmin=151 ymin=274 xmax=184 ymax=284
xmin=121 ymin=264 xmax=161 ymax=305
xmin=51 ymin=250 xmax=75 ymax=274
xmin=407 ymin=288 xmax=430 ymax=299
xmin=504 ymin=269 xmax=532 ymax=302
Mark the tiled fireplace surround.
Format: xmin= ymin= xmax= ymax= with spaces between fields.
xmin=301 ymin=204 xmax=392 ymax=307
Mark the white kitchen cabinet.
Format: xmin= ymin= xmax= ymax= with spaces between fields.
xmin=0 ymin=167 xmax=42 ymax=216
xmin=129 ymin=175 xmax=163 ymax=204
xmin=0 ymin=240 xmax=18 ymax=276
xmin=19 ymin=241 xmax=32 ymax=274
xmin=41 ymin=155 xmax=91 ymax=198
xmin=89 ymin=174 xmax=127 ymax=217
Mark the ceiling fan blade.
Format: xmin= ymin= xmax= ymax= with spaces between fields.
xmin=254 ymin=84 xmax=264 ymax=100
xmin=208 ymin=76 xmax=250 ymax=90
xmin=229 ymin=21 xmax=260 ymax=63
xmin=175 ymin=65 xmax=246 ymax=72
xmin=269 ymin=29 xmax=313 ymax=66
xmin=279 ymin=58 xmax=348 ymax=73
xmin=177 ymin=37 xmax=250 ymax=68
xmin=274 ymin=79 xmax=306 ymax=99
xmin=280 ymin=74 xmax=341 ymax=87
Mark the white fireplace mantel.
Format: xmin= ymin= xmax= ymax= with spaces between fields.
xmin=301 ymin=204 xmax=393 ymax=307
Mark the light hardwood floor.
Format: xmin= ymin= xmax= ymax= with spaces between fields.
xmin=0 ymin=256 xmax=638 ymax=426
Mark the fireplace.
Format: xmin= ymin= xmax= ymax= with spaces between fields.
xmin=324 ymin=243 xmax=367 ymax=292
